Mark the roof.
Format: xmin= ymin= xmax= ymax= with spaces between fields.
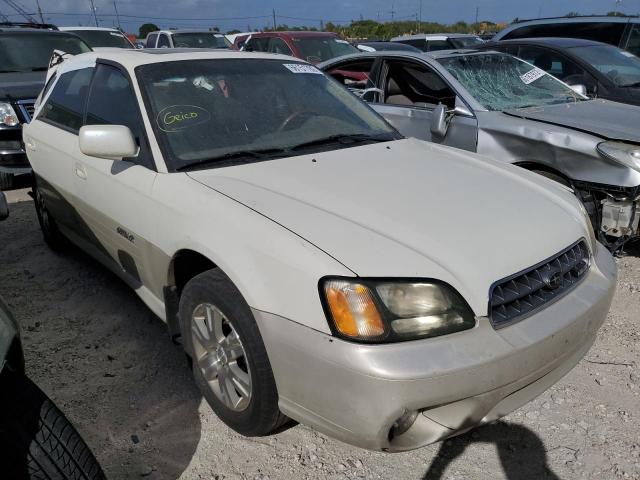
xmin=488 ymin=37 xmax=609 ymax=48
xmin=512 ymin=14 xmax=638 ymax=25
xmin=391 ymin=33 xmax=481 ymax=41
xmin=318 ymin=49 xmax=493 ymax=67
xmin=248 ymin=31 xmax=338 ymax=38
xmin=56 ymin=49 xmax=298 ymax=73
xmin=59 ymin=27 xmax=121 ymax=32
xmin=0 ymin=28 xmax=76 ymax=35
xmin=159 ymin=29 xmax=225 ymax=35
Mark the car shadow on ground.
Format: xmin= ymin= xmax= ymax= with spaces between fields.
xmin=423 ymin=421 xmax=559 ymax=479
xmin=0 ymin=196 xmax=204 ymax=479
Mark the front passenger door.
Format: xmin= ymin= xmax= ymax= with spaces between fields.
xmin=73 ymin=63 xmax=158 ymax=291
xmin=372 ymin=59 xmax=478 ymax=150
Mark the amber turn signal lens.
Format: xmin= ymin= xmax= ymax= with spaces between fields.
xmin=324 ymin=280 xmax=385 ymax=338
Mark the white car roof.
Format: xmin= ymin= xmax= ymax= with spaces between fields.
xmin=154 ymin=29 xmax=225 ymax=36
xmin=391 ymin=33 xmax=481 ymax=41
xmin=59 ymin=26 xmax=123 ymax=32
xmin=55 ymin=49 xmax=297 ymax=74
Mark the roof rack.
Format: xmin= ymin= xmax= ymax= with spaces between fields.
xmin=0 ymin=22 xmax=58 ymax=30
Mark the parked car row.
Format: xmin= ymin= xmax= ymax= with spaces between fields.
xmin=0 ymin=14 xmax=636 ymax=462
xmin=16 ymin=44 xmax=617 ymax=454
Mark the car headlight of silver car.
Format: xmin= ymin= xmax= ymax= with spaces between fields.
xmin=0 ymin=102 xmax=18 ymax=127
xmin=597 ymin=141 xmax=640 ymax=173
xmin=320 ymin=278 xmax=476 ymax=343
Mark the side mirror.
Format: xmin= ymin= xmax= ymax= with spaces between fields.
xmin=79 ymin=125 xmax=138 ymax=161
xmin=570 ymin=84 xmax=587 ymax=96
xmin=430 ymin=104 xmax=449 ymax=138
xmin=0 ymin=191 xmax=9 ymax=221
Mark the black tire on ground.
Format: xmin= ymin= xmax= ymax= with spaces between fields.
xmin=0 ymin=172 xmax=13 ymax=191
xmin=34 ymin=184 xmax=67 ymax=251
xmin=179 ymin=268 xmax=288 ymax=436
xmin=0 ymin=369 xmax=105 ymax=480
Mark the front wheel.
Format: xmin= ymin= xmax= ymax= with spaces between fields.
xmin=0 ymin=369 xmax=105 ymax=480
xmin=179 ymin=269 xmax=288 ymax=436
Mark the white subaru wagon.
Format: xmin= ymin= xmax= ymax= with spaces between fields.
xmin=23 ymin=50 xmax=616 ymax=452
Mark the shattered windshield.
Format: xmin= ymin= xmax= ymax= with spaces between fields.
xmin=440 ymin=53 xmax=584 ymax=111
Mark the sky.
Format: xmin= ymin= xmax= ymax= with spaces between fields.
xmin=6 ymin=0 xmax=640 ymax=35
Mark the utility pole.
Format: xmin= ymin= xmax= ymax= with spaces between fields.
xmin=419 ymin=0 xmax=422 ymax=26
xmin=475 ymin=6 xmax=479 ymax=25
xmin=35 ymin=0 xmax=44 ymax=23
xmin=389 ymin=1 xmax=396 ymax=20
xmin=113 ymin=1 xmax=121 ymax=30
xmin=88 ymin=0 xmax=98 ymax=26
xmin=272 ymin=8 xmax=276 ymax=31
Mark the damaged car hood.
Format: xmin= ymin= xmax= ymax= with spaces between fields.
xmin=504 ymin=99 xmax=640 ymax=144
xmin=188 ymin=138 xmax=589 ymax=315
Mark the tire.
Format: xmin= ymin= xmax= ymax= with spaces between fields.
xmin=0 ymin=171 xmax=13 ymax=191
xmin=179 ymin=269 xmax=288 ymax=436
xmin=34 ymin=184 xmax=67 ymax=251
xmin=0 ymin=369 xmax=105 ymax=480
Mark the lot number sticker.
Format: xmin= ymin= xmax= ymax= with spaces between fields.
xmin=283 ymin=63 xmax=323 ymax=74
xmin=520 ymin=67 xmax=546 ymax=85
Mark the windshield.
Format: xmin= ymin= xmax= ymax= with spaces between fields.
xmin=571 ymin=45 xmax=640 ymax=88
xmin=0 ymin=33 xmax=91 ymax=72
xmin=440 ymin=53 xmax=583 ymax=111
xmin=450 ymin=36 xmax=484 ymax=49
xmin=137 ymin=59 xmax=397 ymax=171
xmin=172 ymin=33 xmax=230 ymax=49
xmin=292 ymin=36 xmax=358 ymax=63
xmin=69 ymin=30 xmax=133 ymax=48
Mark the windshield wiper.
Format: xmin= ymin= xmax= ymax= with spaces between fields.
xmin=176 ymin=148 xmax=288 ymax=171
xmin=289 ymin=133 xmax=394 ymax=152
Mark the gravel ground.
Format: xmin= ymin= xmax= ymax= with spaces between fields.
xmin=1 ymin=188 xmax=639 ymax=480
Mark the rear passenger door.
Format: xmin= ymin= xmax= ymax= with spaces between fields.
xmin=26 ymin=67 xmax=93 ymax=233
xmin=372 ymin=58 xmax=478 ymax=149
xmin=72 ymin=63 xmax=158 ymax=290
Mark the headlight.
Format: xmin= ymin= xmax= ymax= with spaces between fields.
xmin=0 ymin=102 xmax=18 ymax=127
xmin=597 ymin=141 xmax=640 ymax=173
xmin=321 ymin=278 xmax=475 ymax=342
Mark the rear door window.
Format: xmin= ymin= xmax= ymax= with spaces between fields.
xmin=157 ymin=34 xmax=171 ymax=48
xmin=244 ymin=37 xmax=269 ymax=52
xmin=398 ymin=39 xmax=427 ymax=51
xmin=146 ymin=33 xmax=158 ymax=48
xmin=38 ymin=67 xmax=93 ymax=133
xmin=426 ymin=40 xmax=451 ymax=51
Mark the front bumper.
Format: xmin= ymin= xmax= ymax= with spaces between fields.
xmin=254 ymin=244 xmax=616 ymax=451
xmin=0 ymin=125 xmax=29 ymax=175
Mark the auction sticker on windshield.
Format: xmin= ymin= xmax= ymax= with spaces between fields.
xmin=520 ymin=67 xmax=546 ymax=85
xmin=283 ymin=64 xmax=323 ymax=74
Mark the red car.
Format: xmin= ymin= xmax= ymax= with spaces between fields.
xmin=241 ymin=31 xmax=359 ymax=63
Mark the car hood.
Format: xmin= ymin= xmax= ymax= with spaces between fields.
xmin=0 ymin=71 xmax=46 ymax=100
xmin=188 ymin=138 xmax=588 ymax=315
xmin=504 ymin=99 xmax=640 ymax=144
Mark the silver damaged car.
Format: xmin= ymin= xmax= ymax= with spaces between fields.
xmin=320 ymin=50 xmax=640 ymax=252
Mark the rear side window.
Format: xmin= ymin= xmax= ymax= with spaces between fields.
xmin=518 ymin=46 xmax=585 ymax=81
xmin=38 ymin=68 xmax=93 ymax=133
xmin=86 ymin=64 xmax=152 ymax=168
xmin=146 ymin=33 xmax=158 ymax=48
xmin=398 ymin=39 xmax=427 ymax=51
xmin=426 ymin=40 xmax=451 ymax=51
xmin=268 ymin=37 xmax=293 ymax=55
xmin=504 ymin=22 xmax=627 ymax=48
xmin=245 ymin=37 xmax=269 ymax=52
xmin=157 ymin=34 xmax=171 ymax=48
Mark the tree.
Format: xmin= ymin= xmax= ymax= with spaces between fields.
xmin=139 ymin=23 xmax=159 ymax=38
xmin=565 ymin=12 xmax=580 ymax=17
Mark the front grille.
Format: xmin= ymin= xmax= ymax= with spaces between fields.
xmin=15 ymin=99 xmax=36 ymax=123
xmin=489 ymin=241 xmax=590 ymax=328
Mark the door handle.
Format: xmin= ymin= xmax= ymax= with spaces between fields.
xmin=74 ymin=163 xmax=87 ymax=180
